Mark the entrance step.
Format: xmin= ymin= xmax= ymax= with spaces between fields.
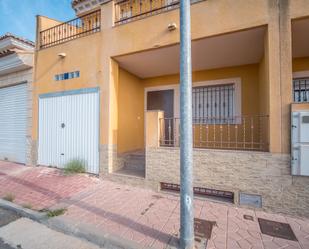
xmin=104 ymin=171 xmax=156 ymax=190
xmin=123 ymin=150 xmax=145 ymax=173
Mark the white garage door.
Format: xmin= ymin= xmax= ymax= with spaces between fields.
xmin=0 ymin=83 xmax=28 ymax=164
xmin=38 ymin=88 xmax=100 ymax=174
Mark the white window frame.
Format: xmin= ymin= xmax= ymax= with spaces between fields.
xmin=293 ymin=71 xmax=309 ymax=79
xmin=144 ymin=84 xmax=179 ymax=146
xmin=144 ymin=77 xmax=242 ymax=121
xmin=144 ymin=84 xmax=179 ymax=118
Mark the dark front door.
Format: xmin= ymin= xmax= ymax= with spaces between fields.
xmin=147 ymin=90 xmax=174 ymax=145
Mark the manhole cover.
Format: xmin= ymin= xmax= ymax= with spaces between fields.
xmin=258 ymin=218 xmax=298 ymax=241
xmin=194 ymin=218 xmax=215 ymax=239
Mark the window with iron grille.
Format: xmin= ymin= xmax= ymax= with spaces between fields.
xmin=293 ymin=78 xmax=309 ymax=103
xmin=192 ymin=84 xmax=235 ymax=124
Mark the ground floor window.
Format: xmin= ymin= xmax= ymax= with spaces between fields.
xmin=192 ymin=83 xmax=236 ymax=124
xmin=293 ymin=78 xmax=309 ymax=103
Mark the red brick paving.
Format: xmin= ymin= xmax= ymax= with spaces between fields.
xmin=59 ymin=181 xmax=309 ymax=249
xmin=1 ymin=161 xmax=309 ymax=249
xmin=0 ymin=161 xmax=99 ymax=210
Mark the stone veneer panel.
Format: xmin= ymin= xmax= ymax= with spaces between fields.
xmin=146 ymin=147 xmax=309 ymax=218
xmin=99 ymin=144 xmax=125 ymax=175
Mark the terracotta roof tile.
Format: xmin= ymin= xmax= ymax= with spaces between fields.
xmin=0 ymin=50 xmax=15 ymax=59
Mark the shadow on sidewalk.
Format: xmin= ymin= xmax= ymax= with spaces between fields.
xmin=1 ymin=173 xmax=178 ymax=246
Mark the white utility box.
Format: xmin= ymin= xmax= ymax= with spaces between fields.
xmin=291 ymin=109 xmax=309 ymax=176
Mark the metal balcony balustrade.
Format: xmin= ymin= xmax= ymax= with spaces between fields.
xmin=114 ymin=0 xmax=203 ymax=25
xmin=159 ymin=115 xmax=269 ymax=151
xmin=40 ymin=10 xmax=101 ymax=49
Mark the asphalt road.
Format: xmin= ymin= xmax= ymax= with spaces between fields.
xmin=0 ymin=208 xmax=20 ymax=249
xmin=0 ymin=208 xmax=20 ymax=228
xmin=0 ymin=238 xmax=17 ymax=249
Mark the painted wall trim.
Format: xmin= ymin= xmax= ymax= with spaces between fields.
xmin=39 ymin=87 xmax=100 ymax=99
xmin=293 ymin=70 xmax=309 ymax=79
xmin=0 ymin=53 xmax=33 ymax=76
xmin=144 ymin=84 xmax=179 ymax=118
xmin=0 ymin=36 xmax=34 ymax=53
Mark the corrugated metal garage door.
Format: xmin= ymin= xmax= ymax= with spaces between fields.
xmin=38 ymin=88 xmax=99 ymax=174
xmin=0 ymin=83 xmax=28 ymax=164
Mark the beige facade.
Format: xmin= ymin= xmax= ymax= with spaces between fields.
xmin=4 ymin=70 xmax=34 ymax=165
xmin=33 ymin=0 xmax=309 ymax=217
xmin=0 ymin=33 xmax=34 ymax=165
xmin=0 ymin=69 xmax=34 ymax=165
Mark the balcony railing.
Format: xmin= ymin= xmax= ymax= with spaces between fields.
xmin=40 ymin=10 xmax=101 ymax=49
xmin=114 ymin=0 xmax=202 ymax=25
xmin=159 ymin=115 xmax=269 ymax=151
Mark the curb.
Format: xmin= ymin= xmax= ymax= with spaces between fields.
xmin=0 ymin=199 xmax=175 ymax=249
xmin=43 ymin=216 xmax=147 ymax=249
xmin=0 ymin=199 xmax=46 ymax=222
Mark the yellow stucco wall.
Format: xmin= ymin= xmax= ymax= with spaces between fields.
xmin=33 ymin=0 xmax=309 ymax=165
xmin=32 ymin=30 xmax=102 ymax=141
xmin=117 ymin=64 xmax=262 ymax=153
xmin=102 ymin=0 xmax=270 ymax=58
xmin=143 ymin=64 xmax=260 ymax=115
xmin=38 ymin=16 xmax=63 ymax=32
xmin=118 ymin=69 xmax=144 ymax=153
xmin=101 ymin=0 xmax=271 ymax=152
xmin=293 ymin=57 xmax=309 ymax=72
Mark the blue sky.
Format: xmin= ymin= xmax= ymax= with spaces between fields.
xmin=0 ymin=0 xmax=75 ymax=42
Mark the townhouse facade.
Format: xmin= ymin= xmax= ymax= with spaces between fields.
xmin=30 ymin=0 xmax=309 ymax=217
xmin=0 ymin=33 xmax=34 ymax=165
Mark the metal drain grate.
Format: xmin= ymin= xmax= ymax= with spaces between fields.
xmin=258 ymin=218 xmax=298 ymax=241
xmin=160 ymin=182 xmax=234 ymax=202
xmin=194 ymin=218 xmax=215 ymax=240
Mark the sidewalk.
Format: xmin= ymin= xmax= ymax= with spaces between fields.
xmin=0 ymin=161 xmax=99 ymax=210
xmin=0 ymin=161 xmax=308 ymax=249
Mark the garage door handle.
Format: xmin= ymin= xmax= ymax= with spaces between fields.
xmin=61 ymin=123 xmax=65 ymax=128
xmin=61 ymin=153 xmax=64 ymax=156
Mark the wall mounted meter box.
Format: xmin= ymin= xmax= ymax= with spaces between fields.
xmin=291 ymin=105 xmax=309 ymax=176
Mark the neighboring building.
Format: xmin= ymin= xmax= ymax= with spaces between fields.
xmin=0 ymin=33 xmax=34 ymax=164
xmin=33 ymin=0 xmax=309 ymax=217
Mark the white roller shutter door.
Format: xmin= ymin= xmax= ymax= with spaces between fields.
xmin=38 ymin=89 xmax=100 ymax=174
xmin=0 ymin=83 xmax=28 ymax=164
